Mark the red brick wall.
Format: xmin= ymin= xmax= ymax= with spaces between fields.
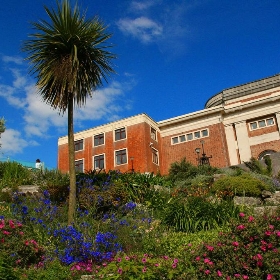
xmin=160 ymin=123 xmax=230 ymax=174
xmin=251 ymin=140 xmax=280 ymax=159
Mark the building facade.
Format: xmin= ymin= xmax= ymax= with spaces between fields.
xmin=58 ymin=74 xmax=280 ymax=175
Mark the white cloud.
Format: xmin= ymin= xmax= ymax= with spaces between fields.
xmin=2 ymin=55 xmax=23 ymax=65
xmin=0 ymin=128 xmax=35 ymax=155
xmin=130 ymin=1 xmax=157 ymax=11
xmin=117 ymin=17 xmax=163 ymax=43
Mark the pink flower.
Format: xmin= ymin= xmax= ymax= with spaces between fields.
xmin=204 ymin=270 xmax=211 ymax=275
xmin=117 ymin=258 xmax=122 ymax=262
xmin=117 ymin=268 xmax=123 ymax=274
xmin=237 ymin=225 xmax=245 ymax=230
xmin=269 ymin=224 xmax=274 ymax=230
xmin=19 ymin=231 xmax=24 ymax=235
xmin=265 ymin=231 xmax=272 ymax=236
xmin=232 ymin=241 xmax=239 ymax=247
xmin=0 ymin=219 xmax=4 ymax=229
xmin=204 ymin=258 xmax=211 ymax=264
xmin=248 ymin=216 xmax=254 ymax=222
xmin=239 ymin=212 xmax=245 ymax=217
xmin=256 ymin=254 xmax=263 ymax=260
xmin=142 ymin=267 xmax=147 ymax=273
xmin=125 ymin=256 xmax=130 ymax=260
xmin=243 ymin=275 xmax=249 ymax=279
xmin=3 ymin=231 xmax=11 ymax=235
xmin=172 ymin=263 xmax=177 ymax=268
xmin=163 ymin=255 xmax=169 ymax=260
xmin=206 ymin=245 xmax=214 ymax=251
xmin=142 ymin=258 xmax=147 ymax=263
xmin=195 ymin=256 xmax=200 ymax=261
xmin=267 ymin=274 xmax=273 ymax=280
xmin=234 ymin=274 xmax=241 ymax=277
xmin=8 ymin=220 xmax=15 ymax=229
xmin=217 ymin=270 xmax=222 ymax=277
xmin=173 ymin=258 xmax=179 ymax=263
xmin=154 ymin=263 xmax=159 ymax=267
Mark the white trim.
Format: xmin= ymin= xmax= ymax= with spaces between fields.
xmin=152 ymin=148 xmax=159 ymax=165
xmin=93 ymin=153 xmax=106 ymax=170
xmin=248 ymin=117 xmax=275 ymax=131
xmin=114 ymin=127 xmax=127 ymax=142
xmin=171 ymin=128 xmax=209 ymax=145
xmin=93 ymin=132 xmax=105 ymax=147
xmin=114 ymin=148 xmax=128 ymax=166
xmin=75 ymin=158 xmax=84 ymax=173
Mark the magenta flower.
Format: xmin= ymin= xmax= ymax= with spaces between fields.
xmin=248 ymin=216 xmax=254 ymax=222
xmin=204 ymin=258 xmax=211 ymax=264
xmin=239 ymin=212 xmax=245 ymax=217
xmin=217 ymin=270 xmax=222 ymax=277
xmin=276 ymin=231 xmax=280 ymax=237
xmin=206 ymin=245 xmax=214 ymax=251
xmin=142 ymin=258 xmax=147 ymax=263
xmin=237 ymin=224 xmax=245 ymax=230
xmin=142 ymin=267 xmax=147 ymax=273
xmin=204 ymin=270 xmax=211 ymax=275
xmin=3 ymin=231 xmax=11 ymax=235
xmin=173 ymin=258 xmax=179 ymax=264
xmin=117 ymin=268 xmax=123 ymax=274
xmin=243 ymin=275 xmax=249 ymax=279
xmin=8 ymin=220 xmax=15 ymax=229
xmin=232 ymin=241 xmax=239 ymax=247
xmin=125 ymin=256 xmax=130 ymax=260
xmin=117 ymin=258 xmax=122 ymax=262
xmin=0 ymin=219 xmax=4 ymax=229
xmin=172 ymin=263 xmax=177 ymax=268
xmin=267 ymin=274 xmax=273 ymax=280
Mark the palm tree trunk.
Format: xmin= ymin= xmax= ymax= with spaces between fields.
xmin=67 ymin=93 xmax=76 ymax=225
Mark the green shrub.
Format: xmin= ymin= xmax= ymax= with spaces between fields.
xmin=211 ymin=173 xmax=270 ymax=198
xmin=162 ymin=196 xmax=240 ymax=232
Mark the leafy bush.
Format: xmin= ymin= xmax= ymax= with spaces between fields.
xmin=244 ymin=156 xmax=272 ymax=176
xmin=162 ymin=196 xmax=240 ymax=232
xmin=191 ymin=212 xmax=280 ymax=279
xmin=0 ymin=161 xmax=33 ymax=189
xmin=212 ymin=173 xmax=270 ymax=198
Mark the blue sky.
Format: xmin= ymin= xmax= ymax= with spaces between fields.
xmin=0 ymin=0 xmax=280 ymax=169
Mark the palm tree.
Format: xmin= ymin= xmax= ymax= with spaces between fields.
xmin=23 ymin=0 xmax=116 ymax=224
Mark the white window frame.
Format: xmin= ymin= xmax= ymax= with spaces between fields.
xmin=171 ymin=128 xmax=209 ymax=145
xmin=93 ymin=133 xmax=105 ymax=147
xmin=114 ymin=127 xmax=127 ymax=142
xmin=75 ymin=158 xmax=84 ymax=173
xmin=93 ymin=153 xmax=105 ymax=170
xmin=115 ymin=148 xmax=128 ymax=166
xmin=151 ymin=127 xmax=157 ymax=141
xmin=249 ymin=117 xmax=275 ymax=131
xmin=74 ymin=139 xmax=84 ymax=152
xmin=152 ymin=148 xmax=159 ymax=165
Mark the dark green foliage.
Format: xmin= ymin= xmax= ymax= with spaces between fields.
xmin=168 ymin=158 xmax=217 ymax=183
xmin=212 ymin=173 xmax=270 ymax=197
xmin=162 ymin=196 xmax=240 ymax=232
xmin=0 ymin=255 xmax=20 ymax=280
xmin=244 ymin=156 xmax=272 ymax=176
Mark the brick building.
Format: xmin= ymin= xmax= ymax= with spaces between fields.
xmin=58 ymin=74 xmax=280 ymax=175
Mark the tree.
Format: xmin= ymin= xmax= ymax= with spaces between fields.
xmin=23 ymin=0 xmax=116 ymax=224
xmin=0 ymin=117 xmax=5 ymax=148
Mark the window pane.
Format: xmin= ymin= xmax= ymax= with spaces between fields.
xmin=179 ymin=135 xmax=186 ymax=142
xmin=115 ymin=128 xmax=126 ymax=141
xmin=266 ymin=118 xmax=274 ymax=126
xmin=94 ymin=134 xmax=104 ymax=146
xmin=74 ymin=139 xmax=83 ymax=151
xmin=201 ymin=129 xmax=208 ymax=137
xmin=94 ymin=155 xmax=104 ymax=169
xmin=194 ymin=131 xmax=200 ymax=138
xmin=172 ymin=137 xmax=178 ymax=144
xmin=75 ymin=160 xmax=83 ymax=173
xmin=186 ymin=133 xmax=193 ymax=141
xmin=151 ymin=127 xmax=157 ymax=140
xmin=250 ymin=122 xmax=257 ymax=130
xmin=258 ymin=120 xmax=266 ymax=128
xmin=152 ymin=149 xmax=158 ymax=164
xmin=115 ymin=149 xmax=127 ymax=165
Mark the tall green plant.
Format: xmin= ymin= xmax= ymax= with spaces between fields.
xmin=23 ymin=0 xmax=116 ymax=224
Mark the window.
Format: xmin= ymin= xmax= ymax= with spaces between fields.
xmin=179 ymin=135 xmax=186 ymax=142
xmin=115 ymin=127 xmax=126 ymax=141
xmin=249 ymin=117 xmax=275 ymax=130
xmin=151 ymin=127 xmax=157 ymax=140
xmin=172 ymin=129 xmax=209 ymax=145
xmin=201 ymin=129 xmax=209 ymax=137
xmin=152 ymin=148 xmax=159 ymax=164
xmin=94 ymin=154 xmax=105 ymax=169
xmin=194 ymin=131 xmax=201 ymax=139
xmin=94 ymin=133 xmax=104 ymax=146
xmin=74 ymin=139 xmax=83 ymax=151
xmin=115 ymin=149 xmax=127 ymax=165
xmin=172 ymin=137 xmax=179 ymax=144
xmin=187 ymin=133 xmax=193 ymax=141
xmin=75 ymin=159 xmax=83 ymax=173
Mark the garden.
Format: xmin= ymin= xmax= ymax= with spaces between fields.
xmin=0 ymin=158 xmax=280 ymax=279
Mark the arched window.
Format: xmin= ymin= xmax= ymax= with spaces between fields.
xmin=258 ymin=150 xmax=276 ymax=160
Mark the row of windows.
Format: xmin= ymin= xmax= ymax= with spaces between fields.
xmin=75 ymin=127 xmax=157 ymax=151
xmin=249 ymin=117 xmax=274 ymax=131
xmin=75 ymin=148 xmax=159 ymax=172
xmin=171 ymin=129 xmax=209 ymax=145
